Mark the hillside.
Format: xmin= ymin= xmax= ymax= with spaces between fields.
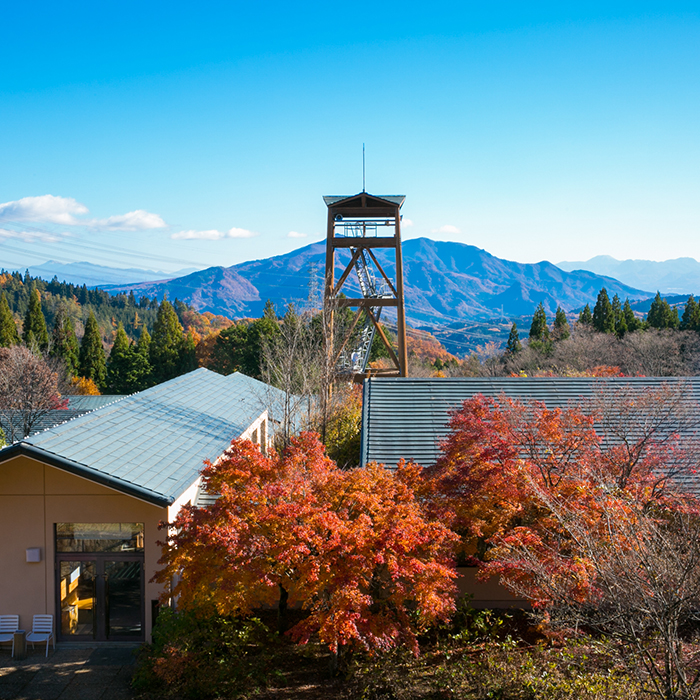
xmin=106 ymin=238 xmax=648 ymax=325
xmin=556 ymin=255 xmax=700 ymax=295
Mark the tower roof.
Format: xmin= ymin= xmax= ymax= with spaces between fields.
xmin=323 ymin=193 xmax=405 ymax=209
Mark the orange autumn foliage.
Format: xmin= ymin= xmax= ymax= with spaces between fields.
xmin=424 ymin=385 xmax=700 ymax=607
xmin=155 ymin=433 xmax=457 ymax=655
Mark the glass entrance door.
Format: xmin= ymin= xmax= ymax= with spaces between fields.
xmin=57 ymin=556 xmax=144 ymax=641
xmin=59 ymin=560 xmax=96 ymax=638
xmin=55 ymin=523 xmax=145 ymax=642
xmin=105 ymin=560 xmax=144 ymax=639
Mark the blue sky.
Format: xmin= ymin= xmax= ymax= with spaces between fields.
xmin=1 ymin=2 xmax=699 ymax=273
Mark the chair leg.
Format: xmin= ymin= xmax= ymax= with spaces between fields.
xmin=45 ymin=638 xmax=48 ymax=658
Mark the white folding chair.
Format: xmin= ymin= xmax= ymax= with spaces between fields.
xmin=26 ymin=615 xmax=54 ymax=657
xmin=0 ymin=615 xmax=19 ymax=655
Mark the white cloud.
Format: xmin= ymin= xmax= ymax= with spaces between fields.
xmin=0 ymin=195 xmax=88 ymax=225
xmin=432 ymin=224 xmax=461 ymax=235
xmin=171 ymin=229 xmax=225 ymax=240
xmin=0 ymin=228 xmax=62 ymax=243
xmin=0 ymin=195 xmax=167 ymax=233
xmin=401 ymin=218 xmax=414 ymax=227
xmin=94 ymin=209 xmax=166 ymax=231
xmin=227 ymin=227 xmax=257 ymax=239
xmin=287 ymin=231 xmax=307 ymax=238
xmin=171 ymin=226 xmax=258 ymax=241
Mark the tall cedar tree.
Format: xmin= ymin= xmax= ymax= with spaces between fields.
xmin=78 ymin=311 xmax=106 ymax=389
xmin=137 ymin=325 xmax=152 ymax=358
xmin=529 ymin=302 xmax=549 ymax=341
xmin=106 ymin=323 xmax=151 ymax=394
xmin=578 ymin=304 xmax=593 ymax=325
xmin=50 ymin=307 xmax=80 ymax=376
xmin=0 ymin=292 xmax=20 ymax=346
xmin=611 ymin=294 xmax=627 ymax=337
xmin=623 ymin=298 xmax=641 ymax=333
xmin=553 ymin=307 xmax=570 ymax=341
xmin=149 ymin=299 xmax=195 ymax=384
xmin=681 ymin=295 xmax=700 ymax=331
xmin=505 ymin=322 xmax=522 ymax=354
xmin=23 ymin=287 xmax=49 ymax=351
xmin=213 ymin=312 xmax=280 ymax=378
xmin=592 ymin=287 xmax=615 ymax=334
xmin=647 ymin=291 xmax=680 ymax=329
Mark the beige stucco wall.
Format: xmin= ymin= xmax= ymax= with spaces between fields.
xmin=0 ymin=455 xmax=168 ymax=641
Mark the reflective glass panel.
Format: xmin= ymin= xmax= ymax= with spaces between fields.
xmin=105 ymin=561 xmax=143 ymax=637
xmin=56 ymin=523 xmax=144 ymax=552
xmin=59 ymin=560 xmax=96 ymax=637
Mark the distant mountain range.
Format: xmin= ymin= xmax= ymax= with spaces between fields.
xmin=556 ymin=256 xmax=700 ymax=295
xmin=104 ymin=238 xmax=648 ymax=324
xmin=16 ymin=260 xmax=199 ymax=287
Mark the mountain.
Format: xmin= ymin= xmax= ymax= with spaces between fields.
xmin=105 ymin=238 xmax=648 ymax=325
xmin=18 ymin=261 xmax=200 ymax=287
xmin=556 ymin=256 xmax=700 ymax=295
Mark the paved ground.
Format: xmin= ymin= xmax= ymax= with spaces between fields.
xmin=0 ymin=646 xmax=136 ymax=700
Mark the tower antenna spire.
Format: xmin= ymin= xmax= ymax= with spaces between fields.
xmin=362 ymin=143 xmax=366 ymax=192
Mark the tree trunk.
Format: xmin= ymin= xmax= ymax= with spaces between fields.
xmin=277 ymin=584 xmax=289 ymax=635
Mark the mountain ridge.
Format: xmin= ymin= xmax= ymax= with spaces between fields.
xmin=103 ymin=238 xmax=650 ymax=324
xmin=556 ymin=255 xmax=700 ymax=295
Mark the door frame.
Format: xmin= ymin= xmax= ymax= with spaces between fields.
xmin=55 ymin=552 xmax=145 ymax=642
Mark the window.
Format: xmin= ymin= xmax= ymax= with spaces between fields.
xmin=55 ymin=523 xmax=144 ymax=553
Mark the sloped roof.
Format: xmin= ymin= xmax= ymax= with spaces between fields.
xmin=0 ymin=369 xmax=281 ymax=506
xmin=8 ymin=395 xmax=126 ymax=437
xmin=361 ymin=376 xmax=700 ymax=470
xmin=323 ymin=193 xmax=406 ymax=208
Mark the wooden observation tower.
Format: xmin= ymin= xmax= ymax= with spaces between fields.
xmin=323 ymin=191 xmax=408 ymax=382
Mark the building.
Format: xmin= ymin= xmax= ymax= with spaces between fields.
xmin=360 ymin=375 xmax=700 ymax=607
xmin=0 ymin=368 xmax=282 ymax=643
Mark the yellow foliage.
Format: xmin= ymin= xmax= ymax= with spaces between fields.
xmin=70 ymin=376 xmax=101 ymax=395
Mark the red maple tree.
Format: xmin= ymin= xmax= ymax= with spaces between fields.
xmin=155 ymin=433 xmax=457 ymax=655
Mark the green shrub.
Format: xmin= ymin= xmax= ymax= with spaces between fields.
xmin=132 ymin=608 xmax=276 ymax=699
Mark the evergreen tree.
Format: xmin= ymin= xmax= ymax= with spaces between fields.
xmin=681 ymin=295 xmax=700 ymax=332
xmin=529 ymin=302 xmax=549 ymax=341
xmin=213 ymin=313 xmax=280 ymax=379
xmin=137 ymin=325 xmax=152 ymax=358
xmin=578 ymin=304 xmax=593 ymax=325
xmin=23 ymin=287 xmax=49 ymax=351
xmin=505 ymin=322 xmax=522 ymax=354
xmin=79 ymin=311 xmax=106 ymax=389
xmin=553 ymin=307 xmax=570 ymax=341
xmin=623 ymin=299 xmax=641 ymax=333
xmin=106 ymin=323 xmax=151 ymax=394
xmin=50 ymin=307 xmax=80 ymax=376
xmin=592 ymin=288 xmax=615 ymax=334
xmin=263 ymin=299 xmax=277 ymax=320
xmin=647 ymin=292 xmax=680 ymax=330
xmin=0 ymin=292 xmax=19 ymax=347
xmin=611 ymin=294 xmax=627 ymax=338
xmin=149 ymin=299 xmax=190 ymax=384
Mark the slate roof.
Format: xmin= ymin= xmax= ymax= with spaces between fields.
xmin=7 ymin=395 xmax=126 ymax=437
xmin=0 ymin=369 xmax=282 ymax=506
xmin=361 ymin=376 xmax=700 ymax=470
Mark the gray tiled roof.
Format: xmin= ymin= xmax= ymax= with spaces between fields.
xmin=2 ymin=369 xmax=282 ymax=505
xmin=361 ymin=376 xmax=700 ymax=470
xmin=10 ymin=395 xmax=126 ymax=437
